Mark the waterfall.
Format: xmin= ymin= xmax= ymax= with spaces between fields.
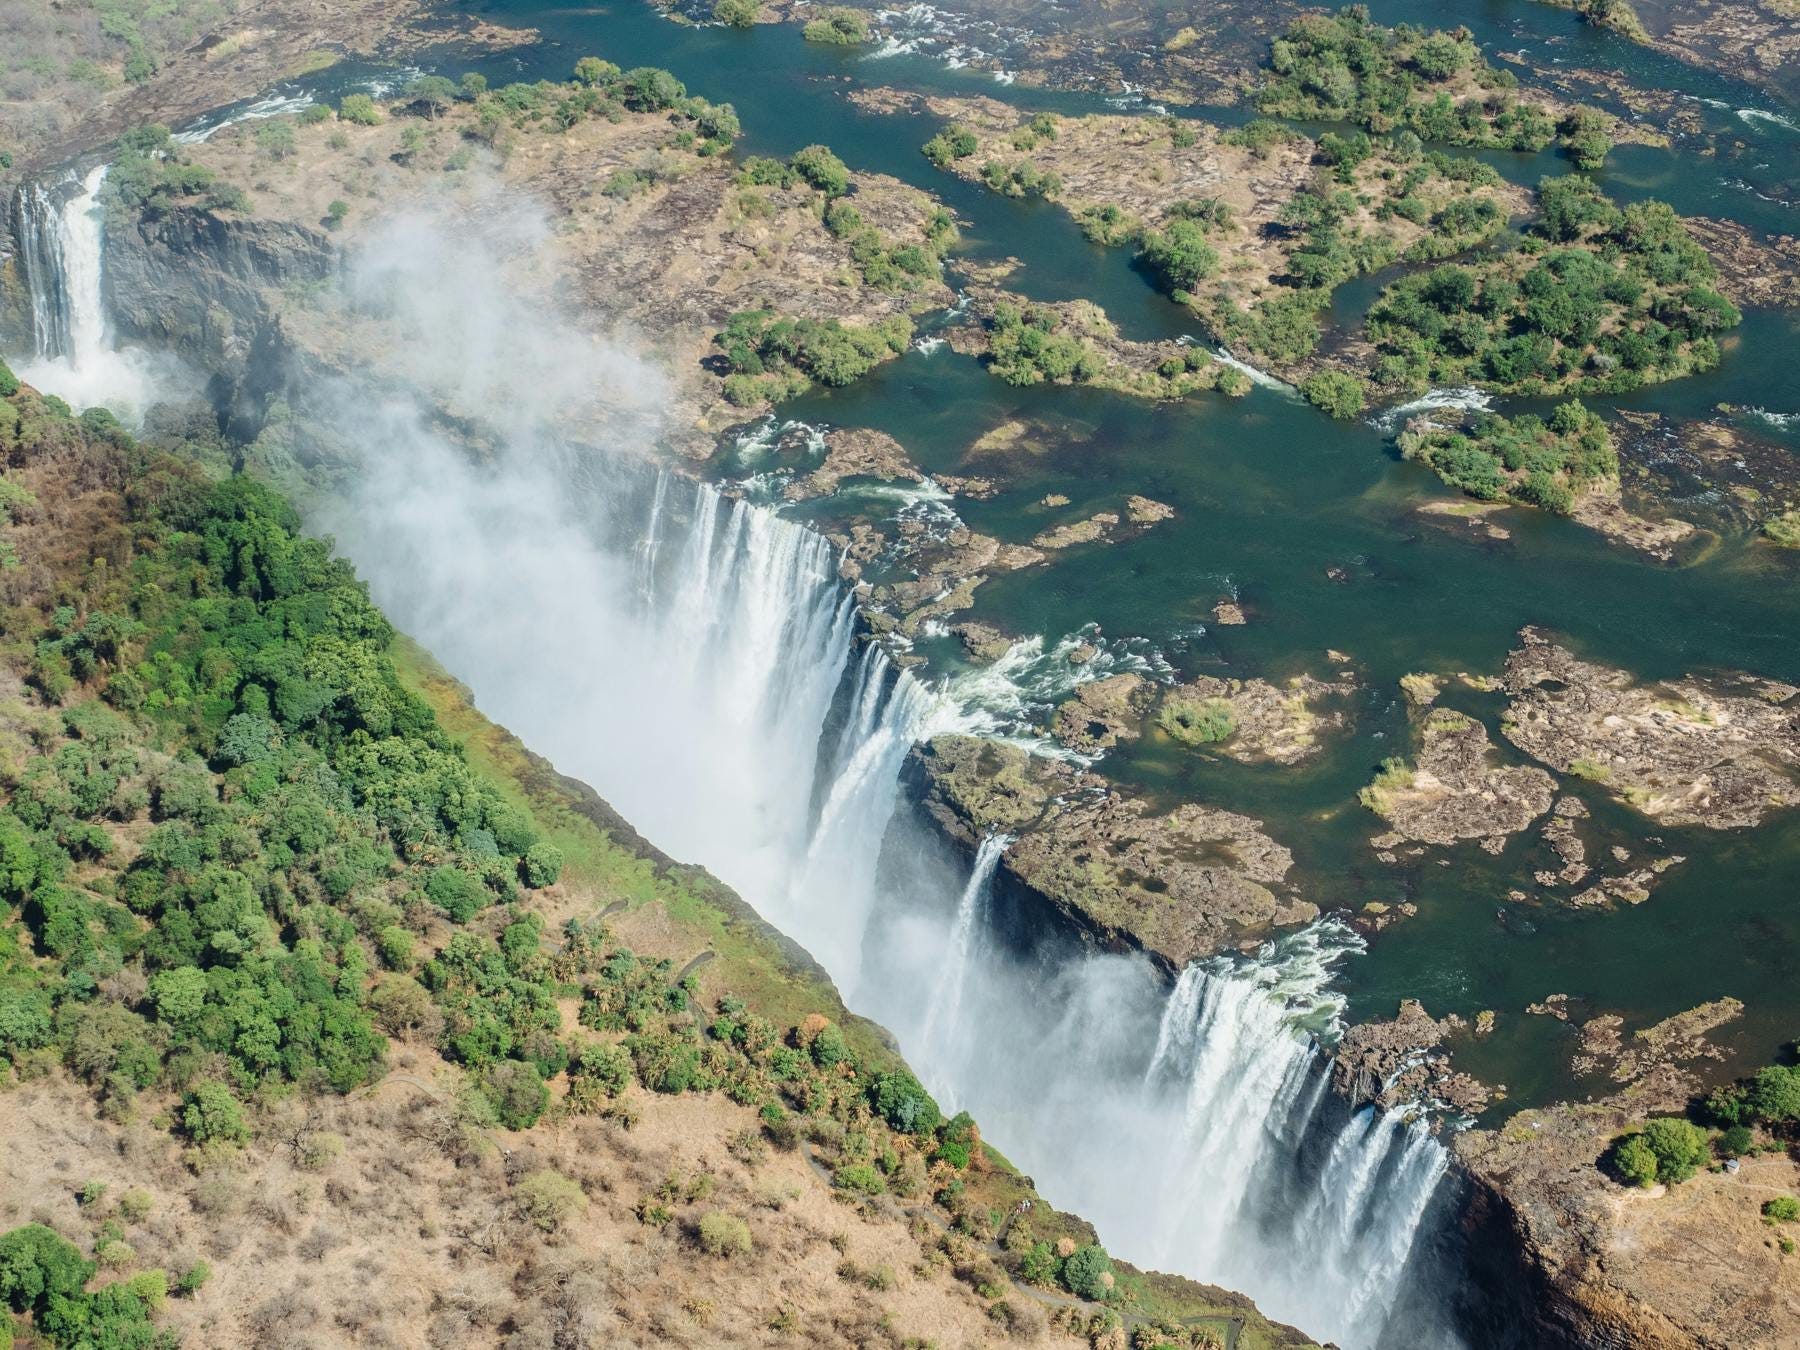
xmin=9 ymin=179 xmax=71 ymax=359
xmin=324 ymin=440 xmax=1458 ymax=1350
xmin=918 ymin=831 xmax=1011 ymax=1066
xmin=45 ymin=200 xmax=1460 ymax=1347
xmin=10 ymin=164 xmax=178 ymax=419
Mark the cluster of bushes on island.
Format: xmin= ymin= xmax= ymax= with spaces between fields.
xmin=1256 ymin=7 xmax=1616 ymax=168
xmin=979 ymin=300 xmax=1249 ymax=400
xmin=711 ymin=308 xmax=915 ymax=406
xmin=1398 ymin=401 xmax=1617 ymax=513
xmin=1366 ymin=175 xmax=1739 ymax=396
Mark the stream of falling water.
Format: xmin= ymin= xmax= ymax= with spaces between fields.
xmin=7 ymin=185 xmax=1463 ymax=1349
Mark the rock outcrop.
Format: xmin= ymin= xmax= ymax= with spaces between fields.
xmin=1362 ymin=708 xmax=1556 ymax=845
xmin=910 ymin=735 xmax=1316 ymax=970
xmin=1502 ymin=628 xmax=1800 ymax=829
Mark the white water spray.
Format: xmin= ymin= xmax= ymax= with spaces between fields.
xmin=12 ymin=165 xmax=187 ymax=420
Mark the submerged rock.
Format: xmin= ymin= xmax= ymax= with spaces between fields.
xmin=1502 ymin=627 xmax=1800 ymax=829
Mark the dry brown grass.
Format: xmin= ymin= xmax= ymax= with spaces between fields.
xmin=0 ymin=1062 xmax=1066 ymax=1348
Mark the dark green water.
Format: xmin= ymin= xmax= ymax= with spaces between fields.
xmin=437 ymin=0 xmax=1800 ymax=1108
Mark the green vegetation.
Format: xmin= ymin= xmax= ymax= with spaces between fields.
xmin=1366 ymin=176 xmax=1739 ymax=395
xmin=1256 ymin=8 xmax=1614 ymax=166
xmin=980 ymin=302 xmax=1232 ymax=401
xmin=443 ymin=59 xmax=738 ymax=159
xmin=338 ymin=92 xmax=381 ymax=126
xmin=1537 ymin=0 xmax=1650 ymax=43
xmin=1301 ymin=370 xmax=1369 ymax=420
xmin=1158 ymin=697 xmax=1237 ymax=747
xmin=1762 ymin=510 xmax=1800 ymax=548
xmin=823 ymin=199 xmax=955 ymax=292
xmin=1398 ymin=402 xmax=1617 ymax=514
xmin=101 ymin=125 xmax=250 ymax=225
xmin=1765 ymin=1196 xmax=1800 ymax=1224
xmin=712 ymin=310 xmax=914 ymax=406
xmin=697 ymin=1210 xmax=753 ymax=1256
xmin=979 ymin=159 xmax=1062 ymax=200
xmin=1358 ymin=756 xmax=1416 ymax=814
xmin=713 ymin=0 xmax=760 ymax=27
xmin=0 ymin=1221 xmax=173 ymax=1349
xmin=791 ymin=143 xmax=851 ymax=196
xmin=1607 ymin=1117 xmax=1709 ymax=1187
xmin=1138 ymin=219 xmax=1219 ymax=297
xmin=802 ymin=7 xmax=872 ymax=44
xmin=921 ymin=126 xmax=979 ymax=168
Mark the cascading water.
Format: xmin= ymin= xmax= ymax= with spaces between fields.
xmin=7 ymin=164 xmax=182 ymax=418
xmin=328 ymin=431 xmax=1459 ymax=1350
xmin=8 ymin=179 xmax=71 ymax=359
xmin=47 ymin=202 xmax=1463 ymax=1349
xmin=917 ymin=831 xmax=1011 ymax=1067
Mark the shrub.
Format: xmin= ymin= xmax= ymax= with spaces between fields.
xmin=117 ymin=1189 xmax=153 ymax=1223
xmin=1059 ymin=1243 xmax=1115 ymax=1300
xmin=697 ymin=1210 xmax=753 ymax=1257
xmin=1158 ymin=697 xmax=1235 ymax=747
xmin=1138 ymin=219 xmax=1219 ymax=293
xmin=521 ymin=842 xmax=563 ymax=888
xmin=1302 ymin=370 xmax=1367 ymax=420
xmin=324 ymin=199 xmax=349 ymax=229
xmin=1764 ymin=1196 xmax=1800 ymax=1223
xmin=516 ymin=1169 xmax=587 ymax=1230
xmin=791 ymin=144 xmax=851 ymax=197
xmin=427 ymin=865 xmax=490 ymax=923
xmin=714 ymin=0 xmax=758 ymax=24
xmin=1716 ymin=1124 xmax=1753 ymax=1158
xmin=338 ymin=93 xmax=380 ymax=126
xmin=482 ymin=1060 xmax=549 ymax=1130
xmin=1611 ymin=1117 xmax=1708 ymax=1187
xmin=868 ymin=1069 xmax=941 ymax=1134
xmin=1749 ymin=1065 xmax=1800 ymax=1123
xmin=0 ymin=360 xmax=18 ymax=398
xmin=181 ymin=1083 xmax=250 ymax=1147
xmin=834 ymin=1163 xmax=886 ymax=1195
xmin=803 ymin=7 xmax=871 ymax=44
xmin=175 ymin=1261 xmax=210 ymax=1297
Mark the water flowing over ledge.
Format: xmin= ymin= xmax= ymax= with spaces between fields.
xmin=7 ymin=176 xmax=1464 ymax=1350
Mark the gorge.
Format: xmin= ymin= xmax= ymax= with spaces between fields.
xmin=3 ymin=2 xmax=1799 ymax=1347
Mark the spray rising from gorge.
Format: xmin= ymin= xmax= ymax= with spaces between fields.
xmin=8 ymin=186 xmax=1465 ymax=1350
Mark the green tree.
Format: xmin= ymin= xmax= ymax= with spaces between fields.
xmin=713 ymin=0 xmax=759 ymax=25
xmin=791 ymin=144 xmax=851 ymax=197
xmin=1301 ymin=370 xmax=1368 ymax=419
xmin=1138 ymin=220 xmax=1219 ymax=296
xmin=181 ymin=1082 xmax=250 ymax=1147
xmin=1060 ymin=1244 xmax=1115 ymax=1300
xmin=338 ymin=94 xmax=380 ymax=126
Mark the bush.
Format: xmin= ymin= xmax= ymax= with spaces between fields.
xmin=1138 ymin=219 xmax=1219 ymax=294
xmin=338 ymin=94 xmax=380 ymax=126
xmin=521 ymin=842 xmax=564 ymax=889
xmin=1764 ymin=1196 xmax=1800 ymax=1223
xmin=516 ymin=1169 xmax=587 ymax=1230
xmin=1158 ymin=697 xmax=1235 ymax=747
xmin=0 ymin=360 xmax=18 ymax=398
xmin=181 ymin=1083 xmax=250 ymax=1147
xmin=1749 ymin=1065 xmax=1800 ymax=1123
xmin=427 ymin=865 xmax=490 ymax=923
xmin=1302 ymin=370 xmax=1368 ymax=420
xmin=482 ymin=1059 xmax=549 ymax=1130
xmin=834 ymin=1163 xmax=885 ymax=1195
xmin=868 ymin=1069 xmax=941 ymax=1134
xmin=803 ymin=7 xmax=871 ymax=43
xmin=714 ymin=0 xmax=758 ymax=24
xmin=697 ymin=1210 xmax=754 ymax=1257
xmin=791 ymin=144 xmax=851 ymax=197
xmin=1611 ymin=1117 xmax=1708 ymax=1187
xmin=1059 ymin=1243 xmax=1115 ymax=1300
